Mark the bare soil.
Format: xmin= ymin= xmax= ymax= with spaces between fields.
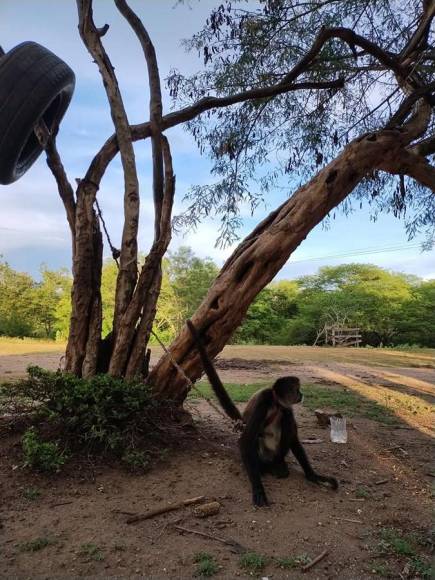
xmin=0 ymin=346 xmax=433 ymax=578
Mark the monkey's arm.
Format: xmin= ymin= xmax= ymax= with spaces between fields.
xmin=287 ymin=418 xmax=338 ymax=489
xmin=187 ymin=320 xmax=242 ymax=422
xmin=239 ymin=390 xmax=272 ymax=506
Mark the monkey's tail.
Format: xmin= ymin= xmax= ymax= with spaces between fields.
xmin=187 ymin=320 xmax=242 ymax=423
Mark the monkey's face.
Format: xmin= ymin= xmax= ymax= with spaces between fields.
xmin=273 ymin=376 xmax=303 ymax=408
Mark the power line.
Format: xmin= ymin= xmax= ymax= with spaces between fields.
xmin=290 ymin=243 xmax=424 ymax=264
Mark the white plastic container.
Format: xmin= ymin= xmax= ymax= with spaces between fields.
xmin=330 ymin=416 xmax=347 ymax=443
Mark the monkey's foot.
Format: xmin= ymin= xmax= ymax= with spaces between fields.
xmin=252 ymin=487 xmax=269 ymax=507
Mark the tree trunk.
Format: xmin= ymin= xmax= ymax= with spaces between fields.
xmin=65 ymin=181 xmax=101 ymax=376
xmin=148 ymin=128 xmax=410 ymax=401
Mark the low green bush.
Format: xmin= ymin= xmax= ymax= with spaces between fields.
xmin=2 ymin=365 xmax=168 ymax=472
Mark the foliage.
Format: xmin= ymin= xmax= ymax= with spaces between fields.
xmin=0 ymin=258 xmax=71 ymax=340
xmin=239 ymin=551 xmax=268 ymax=574
xmin=287 ymin=264 xmax=417 ymax=346
xmin=193 ymin=552 xmax=219 ymax=577
xmin=18 ymin=536 xmax=56 ymax=552
xmin=22 ymin=427 xmax=66 ymax=473
xmin=1 ymin=254 xmax=433 ymax=348
xmin=167 ymin=246 xmax=219 ymax=320
xmin=78 ymin=543 xmax=104 ymax=562
xmin=3 ymin=366 xmax=167 ymax=468
xmin=171 ymin=0 xmax=434 ymax=246
xmin=233 ymin=281 xmax=298 ymax=344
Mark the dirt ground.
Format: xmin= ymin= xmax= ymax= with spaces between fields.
xmin=0 ymin=345 xmax=433 ymax=578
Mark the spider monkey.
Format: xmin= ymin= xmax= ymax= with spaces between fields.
xmin=187 ymin=320 xmax=338 ymax=507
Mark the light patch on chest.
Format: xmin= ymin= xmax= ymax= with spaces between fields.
xmin=258 ymin=406 xmax=282 ymax=461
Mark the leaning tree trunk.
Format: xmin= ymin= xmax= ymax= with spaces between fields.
xmin=148 ymin=124 xmax=425 ymax=401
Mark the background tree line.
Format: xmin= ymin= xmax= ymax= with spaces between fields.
xmin=1 ymin=249 xmax=434 ymax=348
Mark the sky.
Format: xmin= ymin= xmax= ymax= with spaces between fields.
xmin=0 ymin=0 xmax=433 ymax=281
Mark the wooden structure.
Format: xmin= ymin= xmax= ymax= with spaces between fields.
xmin=324 ymin=325 xmax=361 ymax=347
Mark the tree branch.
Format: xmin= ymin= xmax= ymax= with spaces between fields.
xmin=34 ymin=122 xmax=76 ymax=237
xmin=399 ymin=0 xmax=435 ymax=62
xmin=84 ymin=77 xmax=344 ymax=187
xmin=377 ymin=148 xmax=435 ymax=192
xmin=114 ymin=0 xmax=165 ymax=238
xmin=77 ymin=0 xmax=139 ymax=331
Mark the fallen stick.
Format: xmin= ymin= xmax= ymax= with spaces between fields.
xmin=375 ymin=479 xmax=389 ymax=485
xmin=50 ymin=501 xmax=73 ymax=508
xmin=126 ymin=495 xmax=205 ymax=524
xmin=334 ymin=517 xmax=363 ymax=524
xmin=302 ymin=549 xmax=329 ymax=573
xmin=301 ymin=438 xmax=323 ymax=444
xmin=174 ymin=525 xmax=246 ymax=554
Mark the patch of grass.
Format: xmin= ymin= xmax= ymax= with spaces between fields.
xmin=370 ymin=562 xmax=392 ymax=577
xmin=0 ymin=337 xmax=64 ymax=356
xmin=18 ymin=536 xmax=55 ymax=552
xmin=193 ymin=552 xmax=219 ymax=577
xmin=22 ymin=427 xmax=66 ymax=473
xmin=78 ymin=543 xmax=104 ymax=561
xmin=376 ymin=527 xmax=432 ymax=579
xmin=239 ymin=551 xmax=268 ymax=574
xmin=275 ymin=554 xmax=310 ymax=569
xmin=302 ymin=385 xmax=398 ymax=424
xmin=22 ymin=486 xmax=41 ymax=501
xmin=355 ymin=485 xmax=371 ymax=499
xmin=189 ymin=382 xmax=261 ymax=403
xmin=379 ymin=528 xmax=415 ymax=557
xmin=191 ymin=382 xmax=398 ymax=424
xmin=122 ymin=449 xmax=150 ymax=472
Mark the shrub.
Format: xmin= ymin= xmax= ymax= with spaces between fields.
xmin=3 ymin=366 xmax=169 ymax=471
xmin=22 ymin=427 xmax=65 ymax=472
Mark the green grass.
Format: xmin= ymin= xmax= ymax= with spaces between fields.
xmin=78 ymin=543 xmax=104 ymax=561
xmin=22 ymin=487 xmax=41 ymax=501
xmin=355 ymin=485 xmax=371 ymax=499
xmin=239 ymin=551 xmax=268 ymax=574
xmin=275 ymin=554 xmax=310 ymax=569
xmin=370 ymin=562 xmax=392 ymax=577
xmin=190 ymin=382 xmax=398 ymax=424
xmin=377 ymin=528 xmax=432 ymax=579
xmin=193 ymin=552 xmax=219 ymax=577
xmin=0 ymin=337 xmax=65 ymax=356
xmin=17 ymin=536 xmax=55 ymax=552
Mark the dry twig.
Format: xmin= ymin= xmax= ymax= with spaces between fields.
xmin=126 ymin=495 xmax=205 ymax=524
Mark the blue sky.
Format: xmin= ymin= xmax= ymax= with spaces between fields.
xmin=0 ymin=0 xmax=433 ymax=281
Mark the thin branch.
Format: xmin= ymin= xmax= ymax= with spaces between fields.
xmin=399 ymin=0 xmax=435 ymax=61
xmin=84 ymin=77 xmax=344 ymax=187
xmin=114 ymin=0 xmax=164 ymax=238
xmin=77 ymin=0 xmax=139 ymax=330
xmin=33 ymin=120 xmax=76 ymax=236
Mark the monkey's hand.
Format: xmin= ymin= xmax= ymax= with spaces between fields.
xmin=306 ymin=473 xmax=338 ymax=490
xmin=252 ymin=487 xmax=269 ymax=507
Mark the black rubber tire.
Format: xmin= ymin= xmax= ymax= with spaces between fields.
xmin=0 ymin=42 xmax=75 ymax=185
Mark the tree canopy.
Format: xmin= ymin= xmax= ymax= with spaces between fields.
xmin=170 ymin=0 xmax=435 ymax=246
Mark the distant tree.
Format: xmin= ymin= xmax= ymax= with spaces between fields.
xmin=234 ymin=281 xmax=298 ymax=344
xmin=32 ymin=266 xmax=71 ymax=338
xmin=0 ymin=260 xmax=35 ymax=337
xmin=288 ymin=264 xmax=415 ymax=345
xmin=396 ymin=280 xmax=435 ymax=346
xmin=166 ymin=247 xmax=219 ymax=321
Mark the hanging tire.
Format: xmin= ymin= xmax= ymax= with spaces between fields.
xmin=0 ymin=41 xmax=75 ymax=185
